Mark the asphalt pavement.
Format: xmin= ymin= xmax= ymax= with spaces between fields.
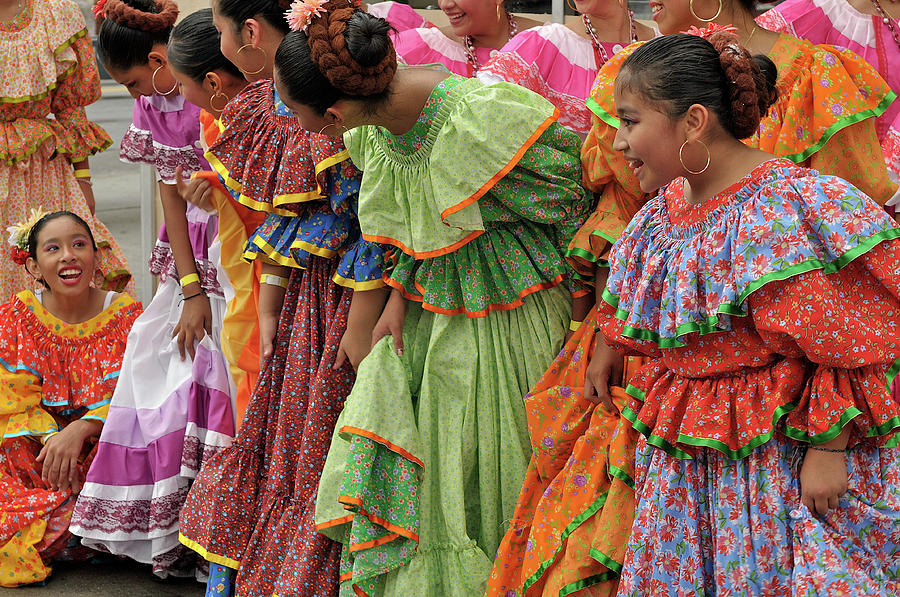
xmin=0 ymin=88 xmax=206 ymax=595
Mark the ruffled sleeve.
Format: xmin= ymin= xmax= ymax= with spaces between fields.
xmin=758 ymin=36 xmax=897 ymax=205
xmin=350 ymin=76 xmax=590 ymax=315
xmin=365 ymin=1 xmax=431 ymax=31
xmin=206 ymin=81 xmax=327 ymax=214
xmin=243 ymin=139 xmax=385 ymax=289
xmin=569 ymin=43 xmax=647 ymax=284
xmin=120 ymin=95 xmax=205 ymax=185
xmin=45 ymin=0 xmax=112 ymax=160
xmin=748 ymin=248 xmax=900 ymax=446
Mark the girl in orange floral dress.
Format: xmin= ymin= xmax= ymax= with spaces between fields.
xmin=0 ymin=211 xmax=141 ymax=587
xmin=0 ymin=0 xmax=133 ymax=300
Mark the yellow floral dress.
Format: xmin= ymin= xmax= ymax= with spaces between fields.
xmin=0 ymin=0 xmax=133 ymax=299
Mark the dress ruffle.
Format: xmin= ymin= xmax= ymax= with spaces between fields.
xmin=603 ymin=159 xmax=899 ymax=345
xmin=0 ymin=291 xmax=141 ymax=432
xmin=478 ymin=23 xmax=599 ymax=136
xmin=349 ymin=75 xmax=589 ymax=314
xmin=242 ymin=151 xmax=386 ymax=289
xmin=1 ymin=0 xmax=111 ymax=164
xmin=206 ymin=80 xmax=345 ymax=213
xmin=119 ymin=95 xmax=205 ymax=185
xmin=0 ymin=0 xmax=93 ymax=102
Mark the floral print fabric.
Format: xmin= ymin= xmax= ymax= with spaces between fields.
xmin=619 ymin=435 xmax=900 ymax=596
xmin=0 ymin=291 xmax=141 ymax=587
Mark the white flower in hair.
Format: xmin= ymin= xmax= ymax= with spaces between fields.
xmin=285 ymin=0 xmax=328 ymax=32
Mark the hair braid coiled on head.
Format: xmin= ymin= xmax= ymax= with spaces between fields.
xmin=305 ymin=0 xmax=396 ymax=96
xmin=104 ymin=0 xmax=178 ymax=32
xmin=707 ymin=31 xmax=778 ymax=139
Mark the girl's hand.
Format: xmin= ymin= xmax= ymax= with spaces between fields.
xmin=173 ymin=291 xmax=213 ymax=360
xmin=175 ymin=166 xmax=214 ymax=212
xmin=77 ymin=179 xmax=96 ymax=215
xmin=583 ymin=334 xmax=624 ymax=413
xmin=334 ymin=323 xmax=372 ymax=371
xmin=800 ymin=448 xmax=848 ymax=517
xmin=259 ymin=309 xmax=279 ymax=367
xmin=36 ymin=420 xmax=100 ymax=493
xmin=371 ymin=290 xmax=406 ymax=355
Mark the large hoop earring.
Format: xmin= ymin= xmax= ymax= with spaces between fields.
xmin=679 ymin=139 xmax=711 ymax=175
xmin=236 ymin=44 xmax=267 ymax=76
xmin=209 ymin=91 xmax=229 ymax=113
xmin=151 ymin=66 xmax=177 ymax=95
xmin=566 ymin=0 xmax=577 ymax=12
xmin=317 ymin=122 xmax=350 ymax=136
xmin=689 ymin=0 xmax=722 ymax=22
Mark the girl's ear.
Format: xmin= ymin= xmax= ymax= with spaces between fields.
xmin=242 ymin=18 xmax=263 ymax=47
xmin=205 ymin=71 xmax=224 ymax=93
xmin=682 ymin=103 xmax=712 ymax=141
xmin=25 ymin=256 xmax=41 ymax=282
xmin=147 ymin=45 xmax=168 ymax=68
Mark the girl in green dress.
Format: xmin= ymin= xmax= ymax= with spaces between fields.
xmin=272 ymin=2 xmax=593 ymax=595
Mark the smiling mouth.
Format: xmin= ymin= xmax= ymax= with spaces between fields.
xmin=649 ymin=2 xmax=663 ymax=16
xmin=444 ymin=11 xmax=466 ymax=23
xmin=58 ymin=267 xmax=83 ymax=284
xmin=625 ymin=157 xmax=645 ymax=175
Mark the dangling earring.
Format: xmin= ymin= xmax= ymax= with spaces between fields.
xmin=689 ymin=0 xmax=722 ymax=22
xmin=679 ymin=139 xmax=711 ymax=175
xmin=209 ymin=91 xmax=229 ymax=113
xmin=152 ymin=66 xmax=177 ymax=95
xmin=236 ymin=44 xmax=267 ymax=76
xmin=566 ymin=0 xmax=577 ymax=12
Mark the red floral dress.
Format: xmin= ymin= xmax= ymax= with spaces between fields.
xmin=0 ymin=290 xmax=141 ymax=587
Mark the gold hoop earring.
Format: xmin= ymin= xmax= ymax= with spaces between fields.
xmin=679 ymin=139 xmax=711 ymax=175
xmin=689 ymin=0 xmax=722 ymax=22
xmin=209 ymin=91 xmax=229 ymax=113
xmin=152 ymin=66 xmax=177 ymax=95
xmin=317 ymin=122 xmax=350 ymax=136
xmin=236 ymin=44 xmax=267 ymax=76
xmin=566 ymin=0 xmax=578 ymax=12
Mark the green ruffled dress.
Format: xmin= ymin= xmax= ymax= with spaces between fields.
xmin=313 ymin=74 xmax=592 ymax=596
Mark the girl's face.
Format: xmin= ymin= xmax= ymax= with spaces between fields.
xmin=170 ymin=66 xmax=214 ymax=113
xmin=439 ymin=0 xmax=503 ymax=38
xmin=212 ymin=2 xmax=241 ymax=68
xmin=26 ymin=217 xmax=97 ymax=298
xmin=106 ymin=63 xmax=159 ymax=99
xmin=613 ymin=83 xmax=685 ymax=193
xmin=648 ymin=0 xmax=701 ymax=34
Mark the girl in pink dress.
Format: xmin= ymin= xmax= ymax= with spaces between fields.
xmin=758 ymin=0 xmax=900 ymax=187
xmin=394 ymin=0 xmax=542 ymax=75
xmin=479 ymin=0 xmax=656 ymax=136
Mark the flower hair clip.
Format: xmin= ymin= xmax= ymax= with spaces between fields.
xmin=683 ymin=23 xmax=737 ymax=38
xmin=92 ymin=0 xmax=108 ymax=19
xmin=285 ymin=0 xmax=328 ymax=32
xmin=6 ymin=208 xmax=46 ymax=266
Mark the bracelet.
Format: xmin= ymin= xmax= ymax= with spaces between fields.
xmin=182 ymin=291 xmax=206 ymax=302
xmin=180 ymin=273 xmax=200 ymax=287
xmin=73 ymin=168 xmax=91 ymax=179
xmin=808 ymin=445 xmax=847 ymax=454
xmin=568 ymin=319 xmax=583 ymax=332
xmin=261 ymin=273 xmax=289 ymax=289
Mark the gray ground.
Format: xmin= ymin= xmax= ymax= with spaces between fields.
xmin=0 ymin=86 xmax=205 ymax=595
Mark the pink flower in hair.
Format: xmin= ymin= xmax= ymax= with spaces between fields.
xmin=682 ymin=23 xmax=737 ymax=37
xmin=285 ymin=0 xmax=328 ymax=32
xmin=92 ymin=0 xmax=108 ymax=18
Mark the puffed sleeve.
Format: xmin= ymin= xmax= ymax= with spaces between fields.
xmin=749 ymin=239 xmax=900 ymax=446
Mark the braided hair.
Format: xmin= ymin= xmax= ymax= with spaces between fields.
xmin=274 ymin=0 xmax=396 ymax=115
xmin=617 ymin=33 xmax=778 ymax=139
xmin=97 ymin=0 xmax=179 ymax=70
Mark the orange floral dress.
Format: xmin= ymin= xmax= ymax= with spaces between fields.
xmin=487 ymin=33 xmax=899 ymax=597
xmin=0 ymin=290 xmax=141 ymax=587
xmin=0 ymin=0 xmax=133 ymax=299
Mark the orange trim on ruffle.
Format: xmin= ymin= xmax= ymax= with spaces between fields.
xmin=314 ymin=514 xmax=354 ymax=531
xmin=335 ymin=496 xmax=421 ymax=545
xmin=362 ymin=230 xmax=485 ymax=260
xmin=440 ymin=108 xmax=561 ymax=222
xmin=383 ymin=274 xmax=567 ymax=319
xmin=339 ymin=425 xmax=425 ymax=467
